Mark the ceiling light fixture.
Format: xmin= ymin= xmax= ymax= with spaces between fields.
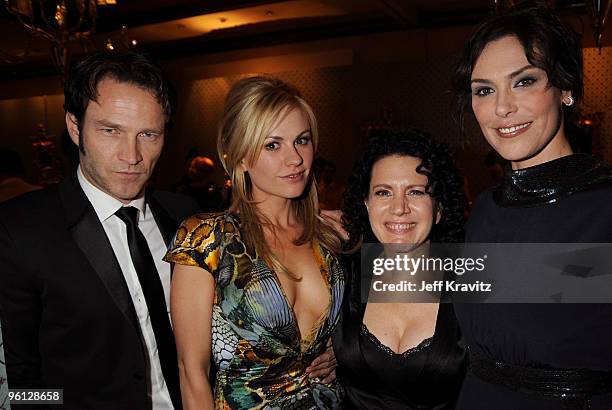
xmin=1 ymin=0 xmax=135 ymax=78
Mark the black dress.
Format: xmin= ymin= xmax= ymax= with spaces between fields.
xmin=454 ymin=154 xmax=612 ymax=409
xmin=333 ymin=257 xmax=467 ymax=409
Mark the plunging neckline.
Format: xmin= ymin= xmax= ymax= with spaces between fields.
xmin=269 ymin=241 xmax=333 ymax=352
xmin=361 ymin=301 xmax=441 ymax=356
xmin=361 ymin=323 xmax=433 ymax=357
xmin=358 ymin=250 xmax=442 ymax=356
xmin=227 ymin=211 xmax=334 ymax=352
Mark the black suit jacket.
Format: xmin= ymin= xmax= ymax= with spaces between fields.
xmin=0 ymin=174 xmax=200 ymax=409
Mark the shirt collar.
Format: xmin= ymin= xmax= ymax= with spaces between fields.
xmin=77 ymin=165 xmax=147 ymax=222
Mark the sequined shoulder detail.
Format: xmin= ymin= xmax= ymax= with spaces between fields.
xmin=361 ymin=323 xmax=433 ymax=358
xmin=163 ymin=211 xmax=238 ymax=274
xmin=165 ymin=210 xmax=345 ymax=408
xmin=493 ymin=154 xmax=612 ymax=207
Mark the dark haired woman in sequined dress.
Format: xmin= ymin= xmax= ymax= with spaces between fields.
xmin=451 ymin=4 xmax=612 ymax=409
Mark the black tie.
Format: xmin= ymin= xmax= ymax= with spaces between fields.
xmin=115 ymin=206 xmax=180 ymax=407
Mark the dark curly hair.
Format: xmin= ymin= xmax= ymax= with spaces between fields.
xmin=451 ymin=2 xmax=582 ymax=133
xmin=341 ymin=128 xmax=465 ymax=249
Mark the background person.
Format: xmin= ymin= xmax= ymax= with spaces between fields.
xmin=173 ymin=155 xmax=228 ymax=212
xmin=0 ymin=149 xmax=42 ymax=203
xmin=313 ymin=157 xmax=343 ymax=210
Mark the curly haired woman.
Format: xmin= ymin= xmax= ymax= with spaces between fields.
xmin=332 ymin=128 xmax=467 ymax=409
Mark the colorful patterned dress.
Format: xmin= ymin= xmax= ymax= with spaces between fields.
xmin=164 ymin=212 xmax=345 ymax=409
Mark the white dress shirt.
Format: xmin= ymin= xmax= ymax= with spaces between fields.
xmin=77 ymin=166 xmax=174 ymax=410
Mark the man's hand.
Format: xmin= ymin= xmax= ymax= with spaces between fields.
xmin=306 ymin=339 xmax=337 ymax=384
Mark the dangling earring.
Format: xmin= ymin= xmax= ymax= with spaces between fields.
xmin=563 ymin=96 xmax=574 ymax=106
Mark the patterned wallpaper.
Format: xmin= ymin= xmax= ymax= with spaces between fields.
xmin=163 ymin=56 xmax=490 ymax=195
xmin=0 ymin=46 xmax=610 ymax=196
xmin=159 ymin=47 xmax=612 ymax=198
xmin=583 ymin=47 xmax=612 ymax=159
xmin=0 ymin=59 xmax=485 ymax=191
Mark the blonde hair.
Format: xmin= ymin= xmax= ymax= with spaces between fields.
xmin=217 ymin=75 xmax=341 ymax=278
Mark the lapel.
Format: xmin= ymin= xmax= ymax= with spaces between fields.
xmin=147 ymin=190 xmax=179 ymax=247
xmin=59 ymin=174 xmax=139 ymax=330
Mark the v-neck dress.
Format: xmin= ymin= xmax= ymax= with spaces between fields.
xmin=164 ymin=212 xmax=345 ymax=409
xmin=332 ymin=257 xmax=466 ymax=409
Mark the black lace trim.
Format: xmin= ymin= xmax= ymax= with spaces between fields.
xmin=361 ymin=323 xmax=432 ymax=358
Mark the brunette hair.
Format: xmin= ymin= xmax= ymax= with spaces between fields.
xmin=341 ymin=128 xmax=465 ymax=250
xmin=451 ymin=2 xmax=583 ymax=131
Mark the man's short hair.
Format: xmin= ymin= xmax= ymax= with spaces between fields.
xmin=63 ymin=51 xmax=175 ymax=152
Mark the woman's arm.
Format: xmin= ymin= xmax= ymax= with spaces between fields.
xmin=171 ymin=264 xmax=215 ymax=409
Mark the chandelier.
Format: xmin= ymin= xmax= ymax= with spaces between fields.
xmin=3 ymin=0 xmax=122 ymax=77
xmin=493 ymin=0 xmax=612 ymax=50
xmin=590 ymin=0 xmax=612 ymax=49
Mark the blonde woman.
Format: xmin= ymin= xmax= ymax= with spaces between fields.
xmin=165 ymin=76 xmax=344 ymax=409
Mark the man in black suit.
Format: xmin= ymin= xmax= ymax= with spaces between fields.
xmin=0 ymin=51 xmax=199 ymax=409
